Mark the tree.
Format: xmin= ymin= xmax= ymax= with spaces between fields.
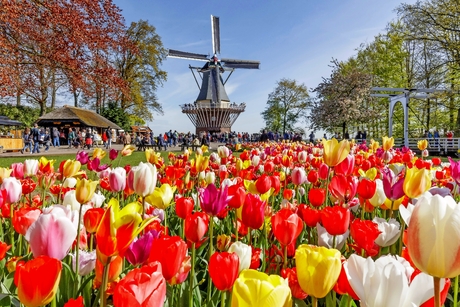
xmin=115 ymin=20 xmax=167 ymax=122
xmin=0 ymin=0 xmax=131 ymax=115
xmin=310 ymin=60 xmax=374 ymax=136
xmin=261 ymin=79 xmax=310 ymax=134
xmin=100 ymin=101 xmax=131 ymax=131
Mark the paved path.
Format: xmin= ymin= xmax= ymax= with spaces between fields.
xmin=0 ymin=142 xmax=224 ymax=158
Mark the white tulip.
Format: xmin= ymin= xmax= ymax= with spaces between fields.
xmin=373 ymin=217 xmax=400 ymax=247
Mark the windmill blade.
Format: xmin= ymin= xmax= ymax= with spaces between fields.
xmin=221 ymin=58 xmax=260 ymax=69
xmin=168 ymin=49 xmax=209 ymax=61
xmin=211 ymin=15 xmax=220 ymax=55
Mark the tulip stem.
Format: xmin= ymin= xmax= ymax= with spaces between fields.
xmin=312 ymin=296 xmax=318 ymax=307
xmin=189 ymin=242 xmax=196 ymax=307
xmin=398 ymin=219 xmax=406 ymax=256
xmin=221 ymin=290 xmax=226 ymax=307
xmin=74 ymin=202 xmax=84 ymax=296
xmin=10 ymin=204 xmax=14 ymax=254
xmin=454 ymin=275 xmax=459 ymax=307
xmin=434 ymin=276 xmax=441 ymax=307
xmin=207 ymin=217 xmax=214 ymax=304
xmin=100 ymin=256 xmax=112 ymax=307
xmin=51 ymin=296 xmax=56 ymax=307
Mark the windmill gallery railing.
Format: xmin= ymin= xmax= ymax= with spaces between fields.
xmin=180 ymin=102 xmax=246 ymax=133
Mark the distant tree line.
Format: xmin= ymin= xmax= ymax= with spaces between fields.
xmin=0 ymin=1 xmax=166 ymax=128
xmin=263 ymin=0 xmax=460 ymax=139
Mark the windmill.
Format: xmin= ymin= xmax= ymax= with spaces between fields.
xmin=168 ymin=15 xmax=260 ymax=135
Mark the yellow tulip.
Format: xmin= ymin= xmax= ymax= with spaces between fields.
xmin=358 ymin=167 xmax=378 ymax=180
xmin=403 ymin=166 xmax=431 ymax=199
xmin=121 ymin=144 xmax=136 ymax=157
xmin=62 ymin=160 xmax=82 ymax=178
xmin=235 ymin=143 xmax=242 ymax=151
xmin=75 ymin=178 xmax=99 ymax=204
xmin=200 ymin=145 xmax=209 ymax=153
xmin=145 ymin=183 xmax=176 ymax=210
xmin=145 ymin=148 xmax=163 ymax=166
xmin=322 ymin=138 xmax=350 ymax=167
xmin=295 ymin=244 xmax=341 ymax=298
xmin=231 ymin=269 xmax=292 ymax=307
xmin=382 ymin=196 xmax=404 ymax=210
xmin=382 ymin=136 xmax=394 ymax=151
xmin=92 ymin=148 xmax=106 ymax=160
xmin=0 ymin=167 xmax=12 ymax=184
xmin=417 ymin=139 xmax=428 ymax=151
xmin=369 ymin=139 xmax=379 ymax=152
xmin=195 ymin=155 xmax=209 ymax=173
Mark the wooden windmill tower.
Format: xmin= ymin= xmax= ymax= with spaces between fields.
xmin=168 ymin=15 xmax=260 ymax=134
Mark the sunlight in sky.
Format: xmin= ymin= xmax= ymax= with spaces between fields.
xmin=113 ymin=0 xmax=417 ymax=137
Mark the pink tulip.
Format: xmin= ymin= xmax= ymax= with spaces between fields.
xmin=25 ymin=205 xmax=78 ymax=260
xmin=1 ymin=177 xmax=22 ymax=203
xmin=109 ymin=167 xmax=126 ymax=192
xmin=291 ymin=167 xmax=307 ymax=186
xmin=10 ymin=163 xmax=24 ymax=179
xmin=199 ymin=183 xmax=228 ymax=216
xmin=334 ymin=154 xmax=355 ymax=176
xmin=128 ymin=162 xmax=157 ymax=197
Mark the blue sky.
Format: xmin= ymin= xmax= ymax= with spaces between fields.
xmin=113 ymin=0 xmax=415 ymax=136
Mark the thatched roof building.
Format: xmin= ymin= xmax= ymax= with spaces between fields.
xmin=36 ymin=105 xmax=121 ymax=130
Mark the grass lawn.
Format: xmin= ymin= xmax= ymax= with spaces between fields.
xmin=0 ymin=151 xmax=178 ymax=169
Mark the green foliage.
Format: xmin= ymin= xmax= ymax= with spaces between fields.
xmin=261 ymin=79 xmax=310 ymax=134
xmin=0 ymin=103 xmax=40 ymax=127
xmin=100 ymin=101 xmax=131 ymax=131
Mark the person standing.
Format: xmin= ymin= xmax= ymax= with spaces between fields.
xmin=105 ymin=127 xmax=112 ymax=149
xmin=31 ymin=123 xmax=40 ymax=154
xmin=51 ymin=127 xmax=59 ymax=147
xmin=84 ymin=128 xmax=93 ymax=149
xmin=43 ymin=129 xmax=51 ymax=152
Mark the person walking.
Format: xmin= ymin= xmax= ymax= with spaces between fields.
xmin=52 ymin=127 xmax=60 ymax=147
xmin=68 ymin=128 xmax=75 ymax=148
xmin=43 ymin=129 xmax=51 ymax=152
xmin=21 ymin=128 xmax=32 ymax=154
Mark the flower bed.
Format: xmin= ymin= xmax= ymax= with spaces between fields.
xmin=0 ymin=139 xmax=457 ymax=307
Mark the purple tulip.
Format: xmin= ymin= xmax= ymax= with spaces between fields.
xmin=199 ymin=183 xmax=229 ymax=216
xmin=382 ymin=167 xmax=405 ymax=201
xmin=76 ymin=151 xmax=89 ymax=165
xmin=109 ymin=149 xmax=119 ymax=160
xmin=88 ymin=157 xmax=109 ymax=172
xmin=125 ymin=230 xmax=160 ymax=266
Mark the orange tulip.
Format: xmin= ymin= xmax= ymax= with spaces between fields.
xmin=0 ymin=241 xmax=11 ymax=261
xmin=83 ymin=208 xmax=105 ymax=234
xmin=96 ymin=198 xmax=153 ymax=264
xmin=322 ymin=138 xmax=350 ymax=167
xmin=95 ymin=254 xmax=123 ymax=284
xmin=14 ymin=256 xmax=62 ymax=307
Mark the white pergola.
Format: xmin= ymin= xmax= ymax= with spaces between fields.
xmin=370 ymin=87 xmax=447 ymax=147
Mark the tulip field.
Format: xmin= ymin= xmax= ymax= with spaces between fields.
xmin=0 ymin=138 xmax=459 ymax=307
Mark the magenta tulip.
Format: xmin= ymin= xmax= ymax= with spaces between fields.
xmin=125 ymin=230 xmax=160 ymax=266
xmin=199 ymin=183 xmax=228 ymax=216
xmin=76 ymin=151 xmax=89 ymax=165
xmin=382 ymin=167 xmax=405 ymax=201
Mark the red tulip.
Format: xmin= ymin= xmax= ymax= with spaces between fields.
xmin=0 ymin=241 xmax=11 ymax=261
xmin=83 ymin=208 xmax=105 ymax=234
xmin=357 ymin=178 xmax=377 ymax=200
xmin=255 ymin=174 xmax=271 ymax=194
xmin=148 ymin=236 xmax=188 ymax=283
xmin=209 ymin=251 xmax=240 ymax=291
xmin=318 ymin=163 xmax=329 ymax=180
xmin=334 ymin=154 xmax=355 ymax=176
xmin=175 ymin=196 xmax=194 ymax=219
xmin=281 ymin=267 xmax=308 ymax=300
xmin=333 ymin=258 xmax=359 ymax=300
xmin=227 ymin=184 xmax=246 ymax=209
xmin=283 ymin=189 xmax=294 ymax=200
xmin=328 ymin=174 xmax=358 ymax=204
xmin=298 ymin=204 xmax=321 ymax=228
xmin=307 ymin=170 xmax=318 ymax=184
xmin=271 ymin=208 xmax=303 ymax=247
xmin=184 ymin=212 xmax=209 ymax=244
xmin=95 ymin=255 xmax=123 ymax=284
xmin=308 ymin=188 xmax=326 ymax=207
xmin=350 ymin=218 xmax=381 ymax=257
xmin=321 ymin=206 xmax=350 ymax=236
xmin=264 ymin=161 xmax=275 ymax=173
xmin=14 ymin=256 xmax=62 ymax=307
xmin=12 ymin=207 xmax=41 ymax=236
xmin=113 ymin=262 xmax=166 ymax=307
xmin=64 ymin=296 xmax=84 ymax=307
xmin=270 ymin=175 xmax=281 ymax=195
xmin=241 ymin=193 xmax=266 ymax=229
